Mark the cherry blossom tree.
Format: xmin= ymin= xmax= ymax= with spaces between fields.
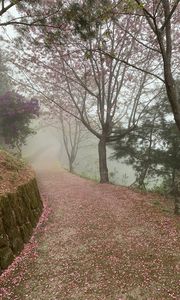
xmin=9 ymin=10 xmax=157 ymax=183
xmin=4 ymin=0 xmax=180 ymax=132
xmin=42 ymin=0 xmax=180 ymax=130
xmin=0 ymin=0 xmax=63 ymax=28
xmin=110 ymin=0 xmax=180 ymax=131
xmin=7 ymin=0 xmax=180 ymax=183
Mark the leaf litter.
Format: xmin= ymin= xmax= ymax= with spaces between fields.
xmin=0 ymin=170 xmax=179 ymax=300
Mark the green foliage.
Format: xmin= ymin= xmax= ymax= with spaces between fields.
xmin=111 ymin=87 xmax=180 ymax=192
xmin=0 ymin=150 xmax=26 ymax=171
xmin=64 ymin=0 xmax=113 ymax=40
xmin=148 ymin=182 xmax=168 ymax=195
xmin=63 ymin=0 xmax=145 ymax=41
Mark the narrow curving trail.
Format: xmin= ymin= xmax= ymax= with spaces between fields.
xmin=1 ymin=169 xmax=180 ymax=300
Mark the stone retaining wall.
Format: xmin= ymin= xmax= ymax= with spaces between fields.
xmin=0 ymin=177 xmax=43 ymax=272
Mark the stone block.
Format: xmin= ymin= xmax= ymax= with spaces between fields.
xmin=0 ymin=247 xmax=14 ymax=270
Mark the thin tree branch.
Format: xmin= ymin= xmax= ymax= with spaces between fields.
xmin=98 ymin=49 xmax=165 ymax=82
xmin=0 ymin=0 xmax=22 ymax=17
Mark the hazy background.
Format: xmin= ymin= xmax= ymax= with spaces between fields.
xmin=22 ymin=119 xmax=136 ymax=186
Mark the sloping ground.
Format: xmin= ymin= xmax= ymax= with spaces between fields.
xmin=0 ymin=150 xmax=43 ymax=272
xmin=0 ymin=150 xmax=34 ymax=195
xmin=0 ymin=169 xmax=179 ymax=300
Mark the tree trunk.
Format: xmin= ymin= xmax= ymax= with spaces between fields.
xmin=164 ymin=74 xmax=180 ymax=132
xmin=98 ymin=138 xmax=109 ymax=183
xmin=137 ymin=160 xmax=151 ymax=189
xmin=174 ymin=170 xmax=180 ymax=215
xmin=68 ymin=159 xmax=74 ymax=173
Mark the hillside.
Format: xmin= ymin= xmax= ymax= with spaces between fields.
xmin=0 ymin=150 xmax=34 ymax=195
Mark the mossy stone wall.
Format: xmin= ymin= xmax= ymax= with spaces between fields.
xmin=0 ymin=178 xmax=43 ymax=272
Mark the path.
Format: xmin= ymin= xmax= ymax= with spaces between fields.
xmin=1 ymin=169 xmax=180 ymax=300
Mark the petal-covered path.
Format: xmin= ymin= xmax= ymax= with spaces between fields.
xmin=0 ymin=169 xmax=180 ymax=300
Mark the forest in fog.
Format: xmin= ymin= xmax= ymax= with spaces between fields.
xmin=0 ymin=0 xmax=180 ymax=214
xmin=0 ymin=2 xmax=180 ymax=300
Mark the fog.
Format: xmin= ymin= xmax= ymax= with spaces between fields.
xmin=22 ymin=120 xmax=136 ymax=186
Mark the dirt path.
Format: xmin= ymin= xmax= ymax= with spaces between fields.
xmin=1 ymin=169 xmax=180 ymax=300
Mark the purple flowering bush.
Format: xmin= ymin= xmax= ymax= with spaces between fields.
xmin=0 ymin=91 xmax=39 ymax=153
